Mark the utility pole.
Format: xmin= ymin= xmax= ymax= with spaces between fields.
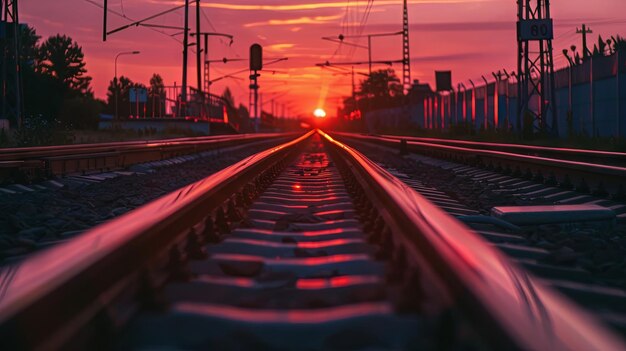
xmin=351 ymin=66 xmax=356 ymax=105
xmin=203 ymin=57 xmax=243 ymax=97
xmin=576 ymin=24 xmax=593 ymax=60
xmin=1 ymin=0 xmax=22 ymax=128
xmin=195 ymin=0 xmax=202 ymax=118
xmin=402 ymin=0 xmax=411 ymax=93
xmin=103 ymin=0 xmax=107 ymax=41
xmin=190 ymin=32 xmax=235 ymax=96
xmin=181 ymin=0 xmax=190 ymax=117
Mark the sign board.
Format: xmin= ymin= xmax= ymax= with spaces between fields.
xmin=518 ymin=19 xmax=554 ymax=41
xmin=250 ymin=44 xmax=263 ymax=71
xmin=129 ymin=88 xmax=148 ymax=103
xmin=435 ymin=71 xmax=452 ymax=92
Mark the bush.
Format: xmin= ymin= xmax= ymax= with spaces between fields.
xmin=58 ymin=96 xmax=103 ymax=130
xmin=13 ymin=115 xmax=74 ymax=146
xmin=0 ymin=128 xmax=9 ymax=147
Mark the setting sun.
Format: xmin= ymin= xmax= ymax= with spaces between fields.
xmin=313 ymin=108 xmax=327 ymax=118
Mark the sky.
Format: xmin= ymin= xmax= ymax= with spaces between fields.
xmin=21 ymin=0 xmax=626 ymax=117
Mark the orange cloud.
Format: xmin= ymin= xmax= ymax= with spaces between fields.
xmin=266 ymin=43 xmax=296 ymax=52
xmin=191 ymin=0 xmax=491 ymax=12
xmin=244 ymin=14 xmax=343 ymax=28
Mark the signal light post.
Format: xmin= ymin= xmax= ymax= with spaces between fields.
xmin=249 ymin=44 xmax=262 ymax=132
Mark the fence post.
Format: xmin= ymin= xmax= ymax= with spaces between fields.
xmin=590 ymin=56 xmax=595 ymax=137
xmin=617 ymin=50 xmax=621 ymax=138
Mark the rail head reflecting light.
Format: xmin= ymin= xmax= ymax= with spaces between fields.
xmin=0 ymin=130 xmax=316 ymax=328
xmin=318 ymin=129 xmax=626 ymax=351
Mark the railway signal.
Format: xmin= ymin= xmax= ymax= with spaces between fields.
xmin=249 ymin=44 xmax=263 ymax=132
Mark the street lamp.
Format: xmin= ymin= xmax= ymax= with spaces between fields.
xmin=114 ymin=51 xmax=140 ymax=120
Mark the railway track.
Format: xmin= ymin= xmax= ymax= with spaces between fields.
xmin=0 ymin=130 xmax=624 ymax=350
xmin=379 ymin=134 xmax=626 ymax=167
xmin=0 ymin=133 xmax=291 ymax=183
xmin=331 ymin=134 xmax=626 ymax=333
xmin=334 ymin=133 xmax=626 ymax=198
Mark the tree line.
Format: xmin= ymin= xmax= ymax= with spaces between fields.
xmin=17 ymin=25 xmax=170 ymax=130
xmin=106 ymin=74 xmax=166 ymax=119
xmin=336 ymin=68 xmax=405 ymax=122
xmin=18 ymin=25 xmax=100 ymax=130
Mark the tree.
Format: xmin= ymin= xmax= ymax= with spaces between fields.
xmin=19 ymin=25 xmax=41 ymax=68
xmin=106 ymin=76 xmax=136 ymax=118
xmin=149 ymin=74 xmax=166 ymax=117
xmin=149 ymin=74 xmax=165 ymax=96
xmin=38 ymin=35 xmax=92 ymax=96
xmin=6 ymin=27 xmax=100 ymax=134
xmin=221 ymin=87 xmax=240 ymax=126
xmin=222 ymin=87 xmax=236 ymax=107
xmin=360 ymin=69 xmax=403 ymax=99
xmin=237 ymin=104 xmax=253 ymax=132
xmin=19 ymin=26 xmax=49 ymax=118
xmin=59 ymin=96 xmax=103 ymax=130
xmin=358 ymin=69 xmax=404 ymax=111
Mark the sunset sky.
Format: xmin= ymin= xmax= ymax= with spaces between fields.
xmin=21 ymin=0 xmax=626 ymax=117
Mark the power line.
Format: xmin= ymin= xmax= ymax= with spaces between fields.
xmin=106 ymin=1 xmax=194 ymax=36
xmin=200 ymin=7 xmax=242 ymax=58
xmin=83 ymin=0 xmax=183 ymax=44
xmin=348 ymin=0 xmax=374 ymax=60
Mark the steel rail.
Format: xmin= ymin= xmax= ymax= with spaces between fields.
xmin=0 ymin=133 xmax=285 ymax=160
xmin=334 ymin=133 xmax=626 ymax=196
xmin=0 ymin=133 xmax=296 ymax=181
xmin=2 ymin=129 xmax=624 ymax=349
xmin=0 ymin=130 xmax=314 ymax=349
xmin=379 ymin=134 xmax=626 ymax=166
xmin=319 ymin=129 xmax=626 ymax=350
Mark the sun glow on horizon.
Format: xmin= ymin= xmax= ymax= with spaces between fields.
xmin=313 ymin=108 xmax=327 ymax=118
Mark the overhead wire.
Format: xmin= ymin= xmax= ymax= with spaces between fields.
xmin=200 ymin=7 xmax=242 ymax=58
xmin=83 ymin=0 xmax=184 ymax=44
xmin=120 ymin=0 xmax=127 ymax=18
xmin=347 ymin=0 xmax=375 ymax=60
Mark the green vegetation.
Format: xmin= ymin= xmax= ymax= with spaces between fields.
xmin=4 ymin=25 xmax=172 ymax=147
xmin=14 ymin=26 xmax=103 ymax=146
xmin=337 ymin=68 xmax=404 ymax=119
xmin=105 ymin=73 xmax=166 ymax=118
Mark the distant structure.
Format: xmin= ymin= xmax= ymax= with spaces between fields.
xmin=0 ymin=0 xmax=22 ymax=127
xmin=517 ymin=0 xmax=557 ymax=136
xmin=402 ymin=0 xmax=411 ymax=94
